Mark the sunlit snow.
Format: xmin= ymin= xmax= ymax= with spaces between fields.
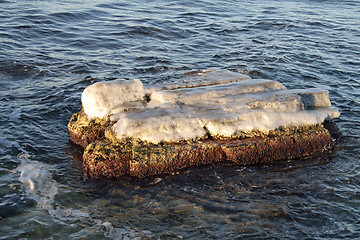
xmin=81 ymin=69 xmax=340 ymax=143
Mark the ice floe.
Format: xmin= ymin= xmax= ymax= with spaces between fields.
xmin=81 ymin=69 xmax=340 ymax=144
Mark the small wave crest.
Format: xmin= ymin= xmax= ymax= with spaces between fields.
xmin=16 ymin=151 xmax=151 ymax=239
xmin=16 ymin=151 xmax=57 ymax=210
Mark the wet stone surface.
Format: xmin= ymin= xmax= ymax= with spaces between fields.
xmin=68 ymin=69 xmax=340 ymax=179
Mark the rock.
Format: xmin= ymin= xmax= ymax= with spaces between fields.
xmin=81 ymin=124 xmax=335 ymax=179
xmin=68 ymin=110 xmax=112 ymax=149
xmin=68 ymin=69 xmax=340 ymax=179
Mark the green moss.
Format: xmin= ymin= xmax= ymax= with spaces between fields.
xmin=84 ymin=140 xmax=132 ymax=163
xmin=70 ymin=109 xmax=336 ymax=179
xmin=69 ymin=109 xmax=329 ymax=147
xmin=67 ymin=110 xmax=115 ymax=147
xmin=209 ymin=124 xmax=326 ymax=140
xmin=81 ymin=123 xmax=334 ymax=179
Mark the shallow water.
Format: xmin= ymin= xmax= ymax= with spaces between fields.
xmin=0 ymin=0 xmax=359 ymax=239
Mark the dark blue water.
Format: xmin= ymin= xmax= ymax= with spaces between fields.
xmin=1 ymin=0 xmax=359 ymax=239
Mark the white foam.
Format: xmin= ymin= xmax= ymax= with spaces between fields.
xmin=81 ymin=69 xmax=340 ymax=143
xmin=16 ymin=152 xmax=58 ymax=210
xmin=15 ymin=150 xmax=152 ymax=239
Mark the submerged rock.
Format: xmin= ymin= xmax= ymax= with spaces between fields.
xmin=68 ymin=69 xmax=340 ymax=179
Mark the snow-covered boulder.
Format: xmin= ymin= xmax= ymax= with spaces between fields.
xmin=68 ymin=69 xmax=340 ymax=179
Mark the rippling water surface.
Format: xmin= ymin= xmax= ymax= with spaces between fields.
xmin=1 ymin=0 xmax=359 ymax=239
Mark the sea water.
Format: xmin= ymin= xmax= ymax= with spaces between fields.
xmin=0 ymin=0 xmax=359 ymax=239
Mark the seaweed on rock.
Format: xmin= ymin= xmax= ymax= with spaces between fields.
xmin=68 ymin=69 xmax=340 ymax=179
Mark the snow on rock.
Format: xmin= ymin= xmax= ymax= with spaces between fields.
xmin=111 ymin=108 xmax=207 ymax=144
xmin=150 ymin=79 xmax=287 ymax=104
xmin=81 ymin=69 xmax=340 ymax=144
xmin=160 ymin=68 xmax=251 ymax=90
xmin=82 ymin=79 xmax=145 ymax=119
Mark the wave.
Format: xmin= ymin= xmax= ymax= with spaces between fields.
xmin=16 ymin=151 xmax=152 ymax=239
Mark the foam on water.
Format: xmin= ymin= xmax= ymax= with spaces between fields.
xmin=15 ymin=151 xmax=152 ymax=239
xmin=83 ymin=69 xmax=340 ymax=144
xmin=1 ymin=0 xmax=358 ymax=237
xmin=16 ymin=152 xmax=58 ymax=211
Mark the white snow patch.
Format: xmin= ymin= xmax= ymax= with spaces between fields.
xmin=82 ymin=79 xmax=145 ymax=119
xmin=112 ymin=108 xmax=207 ymax=143
xmin=150 ymin=79 xmax=287 ymax=104
xmin=160 ymin=68 xmax=251 ymax=90
xmin=199 ymin=108 xmax=340 ymax=137
xmin=81 ymin=69 xmax=340 ymax=144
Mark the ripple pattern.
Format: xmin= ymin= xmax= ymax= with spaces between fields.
xmin=0 ymin=0 xmax=359 ymax=239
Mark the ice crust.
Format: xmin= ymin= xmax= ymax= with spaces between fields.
xmin=82 ymin=79 xmax=144 ymax=119
xmin=81 ymin=69 xmax=340 ymax=143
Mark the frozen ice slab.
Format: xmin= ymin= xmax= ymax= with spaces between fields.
xmin=82 ymin=69 xmax=340 ymax=143
xmin=111 ymin=108 xmax=206 ymax=144
xmin=82 ymin=79 xmax=144 ymax=119
xmin=150 ymin=79 xmax=287 ymax=104
xmin=161 ymin=68 xmax=251 ymax=90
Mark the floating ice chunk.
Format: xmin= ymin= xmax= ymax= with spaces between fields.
xmin=82 ymin=79 xmax=145 ymax=119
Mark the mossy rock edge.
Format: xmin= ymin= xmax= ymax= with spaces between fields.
xmin=68 ymin=111 xmax=339 ymax=179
